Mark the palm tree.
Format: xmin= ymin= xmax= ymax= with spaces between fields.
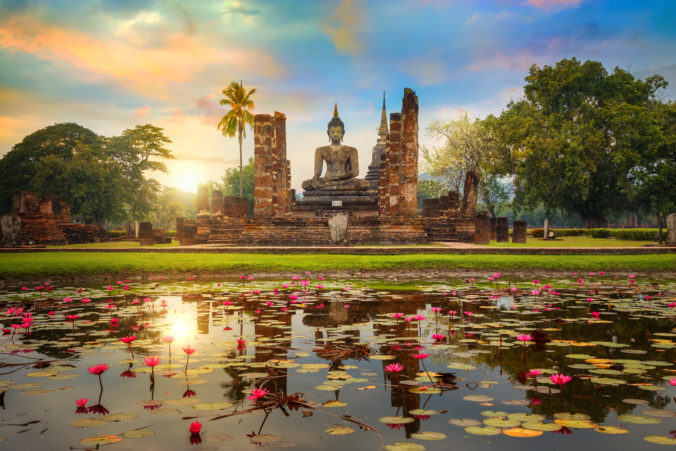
xmin=217 ymin=81 xmax=256 ymax=197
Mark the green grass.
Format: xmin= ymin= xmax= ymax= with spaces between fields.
xmin=488 ymin=236 xmax=655 ymax=247
xmin=47 ymin=240 xmax=180 ymax=249
xmin=0 ymin=252 xmax=673 ymax=278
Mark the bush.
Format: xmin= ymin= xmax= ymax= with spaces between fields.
xmin=590 ymin=228 xmax=657 ymax=240
xmin=108 ymin=230 xmax=127 ymax=238
xmin=531 ymin=228 xmax=544 ymax=238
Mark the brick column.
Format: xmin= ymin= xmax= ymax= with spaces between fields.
xmin=386 ymin=113 xmax=402 ymax=216
xmin=496 ymin=217 xmax=509 ymax=242
xmin=474 ymin=211 xmax=491 ymax=244
xmin=399 ymin=88 xmax=419 ymax=217
xmin=211 ymin=190 xmax=223 ymax=217
xmin=254 ymin=114 xmax=274 ymax=217
xmin=461 ymin=171 xmax=479 ymax=218
xmin=512 ymin=220 xmax=527 ymax=243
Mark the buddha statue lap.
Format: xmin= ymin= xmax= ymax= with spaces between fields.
xmin=301 ymin=105 xmax=370 ymax=192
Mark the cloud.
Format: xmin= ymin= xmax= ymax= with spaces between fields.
xmin=466 ymin=49 xmax=543 ymax=72
xmin=133 ymin=105 xmax=151 ymax=118
xmin=527 ymin=0 xmax=582 ymax=10
xmin=321 ymin=0 xmax=366 ymax=56
xmin=0 ymin=15 xmax=284 ymax=98
xmin=195 ymin=95 xmax=222 ymax=127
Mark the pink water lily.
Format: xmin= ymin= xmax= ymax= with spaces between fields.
xmin=385 ymin=363 xmax=404 ymax=373
xmin=248 ymin=387 xmax=269 ymax=402
xmin=549 ymin=373 xmax=572 ymax=386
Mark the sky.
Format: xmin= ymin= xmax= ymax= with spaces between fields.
xmin=1 ymin=0 xmax=675 ymax=193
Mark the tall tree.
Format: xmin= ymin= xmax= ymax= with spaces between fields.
xmin=217 ymin=81 xmax=256 ymax=197
xmin=491 ymin=58 xmax=667 ymax=227
xmin=220 ymin=156 xmax=255 ymax=201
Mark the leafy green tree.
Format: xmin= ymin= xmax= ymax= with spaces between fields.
xmin=221 ymin=156 xmax=255 ymax=201
xmin=218 ymin=81 xmax=256 ymax=197
xmin=491 ymin=58 xmax=667 ymax=227
xmin=31 ymin=143 xmax=128 ymax=224
xmin=105 ymin=124 xmax=174 ymax=222
xmin=0 ymin=123 xmax=99 ymax=213
xmin=422 ymin=114 xmax=508 ymax=217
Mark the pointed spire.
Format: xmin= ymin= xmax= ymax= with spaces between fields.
xmin=333 ymin=103 xmax=339 ymax=118
xmin=378 ymin=91 xmax=389 ymax=136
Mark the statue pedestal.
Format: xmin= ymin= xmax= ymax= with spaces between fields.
xmin=293 ymin=189 xmax=378 ymax=215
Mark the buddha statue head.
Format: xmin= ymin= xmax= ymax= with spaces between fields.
xmin=327 ymin=104 xmax=345 ymax=143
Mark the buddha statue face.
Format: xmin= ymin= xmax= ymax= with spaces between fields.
xmin=327 ymin=115 xmax=345 ymax=144
xmin=328 ymin=125 xmax=344 ymax=144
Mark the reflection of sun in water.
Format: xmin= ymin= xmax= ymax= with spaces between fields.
xmin=166 ymin=310 xmax=197 ymax=343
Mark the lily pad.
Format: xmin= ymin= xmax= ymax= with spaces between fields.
xmin=80 ymin=435 xmax=123 ymax=446
xmin=325 ymin=426 xmax=355 ymax=435
xmin=464 ymin=426 xmax=502 ymax=436
xmin=410 ymin=431 xmax=446 ymax=440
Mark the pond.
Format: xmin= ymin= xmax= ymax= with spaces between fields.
xmin=1 ymin=273 xmax=675 ymax=450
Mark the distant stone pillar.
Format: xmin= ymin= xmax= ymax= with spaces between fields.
xmin=139 ymin=221 xmax=153 ymax=245
xmin=180 ymin=220 xmax=197 ymax=246
xmin=474 ymin=211 xmax=491 ymax=244
xmin=667 ymin=213 xmax=676 ymax=245
xmin=211 ymin=190 xmax=223 ymax=218
xmin=512 ymin=220 xmax=527 ymax=244
xmin=461 ymin=171 xmax=479 ymax=217
xmin=399 ymin=88 xmax=419 ymax=217
xmin=176 ymin=217 xmax=184 ymax=239
xmin=496 ymin=217 xmax=509 ymax=242
xmin=0 ymin=214 xmax=21 ymax=247
xmin=196 ymin=186 xmax=210 ymax=219
xmin=490 ymin=216 xmax=497 ymax=240
xmin=386 ymin=113 xmax=402 ymax=216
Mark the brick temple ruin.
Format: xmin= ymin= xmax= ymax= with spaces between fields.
xmin=180 ymin=88 xmax=477 ymax=246
xmin=1 ymin=191 xmax=108 ymax=246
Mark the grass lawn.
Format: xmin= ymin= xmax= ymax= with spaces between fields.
xmin=487 ymin=236 xmax=656 ymax=247
xmin=0 ymin=252 xmax=673 ymax=278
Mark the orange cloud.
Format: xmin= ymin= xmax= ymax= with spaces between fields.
xmin=133 ymin=105 xmax=151 ymax=118
xmin=528 ymin=0 xmax=582 ymax=9
xmin=0 ymin=16 xmax=284 ymax=98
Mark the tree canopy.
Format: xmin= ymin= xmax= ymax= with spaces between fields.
xmin=489 ymin=58 xmax=670 ymax=227
xmin=1 ymin=122 xmax=174 ymax=225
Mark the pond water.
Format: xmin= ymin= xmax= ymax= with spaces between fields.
xmin=0 ymin=274 xmax=675 ymax=450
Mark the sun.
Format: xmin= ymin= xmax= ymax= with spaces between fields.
xmin=175 ymin=171 xmax=198 ymax=193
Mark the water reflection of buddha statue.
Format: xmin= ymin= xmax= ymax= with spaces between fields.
xmin=301 ymin=105 xmax=370 ymax=192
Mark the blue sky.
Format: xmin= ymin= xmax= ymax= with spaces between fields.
xmin=1 ymin=0 xmax=674 ymax=192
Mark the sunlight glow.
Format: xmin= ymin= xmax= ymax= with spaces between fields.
xmin=175 ymin=171 xmax=198 ymax=193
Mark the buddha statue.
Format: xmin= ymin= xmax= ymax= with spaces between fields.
xmin=301 ymin=105 xmax=370 ymax=192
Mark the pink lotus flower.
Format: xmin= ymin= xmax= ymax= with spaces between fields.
xmin=248 ymin=387 xmax=269 ymax=401
xmin=549 ymin=373 xmax=572 ymax=386
xmin=236 ymin=338 xmax=246 ymax=346
xmin=432 ymin=334 xmax=445 ymax=342
xmin=189 ymin=421 xmax=202 ymax=434
xmin=591 ymin=312 xmax=600 ymax=319
xmin=385 ymin=363 xmax=404 ymax=373
xmin=75 ymin=398 xmax=88 ymax=407
xmin=413 ymin=353 xmax=430 ymax=359
xmin=88 ymin=363 xmax=110 ymax=375
xmin=669 ymin=378 xmax=676 ymax=386
xmin=144 ymin=356 xmax=160 ymax=367
xmin=66 ymin=314 xmax=79 ymax=321
xmin=414 ymin=315 xmax=425 ymax=321
xmin=163 ymin=336 xmax=174 ymax=343
xmin=527 ymin=369 xmax=541 ymax=378
xmin=516 ymin=334 xmax=533 ymax=342
xmin=183 ymin=345 xmax=196 ymax=355
xmin=448 ymin=310 xmax=457 ymax=316
xmin=431 ymin=307 xmax=441 ymax=313
xmin=120 ymin=336 xmax=136 ymax=344
xmin=392 ymin=313 xmax=404 ymax=318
